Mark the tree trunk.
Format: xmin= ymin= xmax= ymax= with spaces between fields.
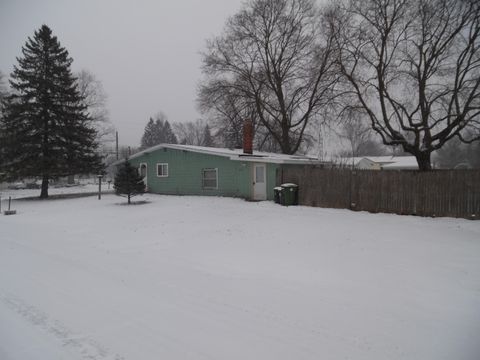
xmin=40 ymin=175 xmax=49 ymax=198
xmin=281 ymin=124 xmax=292 ymax=154
xmin=415 ymin=152 xmax=432 ymax=171
xmin=128 ymin=194 xmax=131 ymax=204
xmin=67 ymin=175 xmax=75 ymax=184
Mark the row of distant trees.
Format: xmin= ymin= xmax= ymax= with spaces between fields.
xmin=197 ymin=0 xmax=480 ymax=170
xmin=138 ymin=114 xmax=214 ymax=150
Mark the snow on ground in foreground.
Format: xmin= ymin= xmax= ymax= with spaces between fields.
xmin=0 ymin=194 xmax=479 ymax=360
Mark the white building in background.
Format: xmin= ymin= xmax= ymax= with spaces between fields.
xmin=343 ymin=156 xmax=419 ymax=170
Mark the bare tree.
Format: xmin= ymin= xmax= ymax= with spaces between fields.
xmin=199 ymin=78 xmax=257 ymax=149
xmin=200 ymin=0 xmax=339 ymax=154
xmin=199 ymin=79 xmax=283 ymax=151
xmin=332 ymin=108 xmax=386 ymax=167
xmin=338 ymin=116 xmax=377 ymax=158
xmin=0 ymin=71 xmax=7 ymax=103
xmin=173 ymin=119 xmax=208 ymax=146
xmin=329 ymin=0 xmax=480 ymax=170
xmin=435 ymin=129 xmax=480 ymax=168
xmin=76 ymin=69 xmax=115 ymax=143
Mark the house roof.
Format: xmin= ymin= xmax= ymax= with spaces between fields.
xmin=342 ymin=156 xmax=418 ymax=169
xmin=380 ymin=156 xmax=418 ymax=169
xmin=117 ymin=144 xmax=323 ymax=165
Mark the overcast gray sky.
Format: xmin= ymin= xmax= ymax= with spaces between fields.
xmin=0 ymin=0 xmax=244 ymax=146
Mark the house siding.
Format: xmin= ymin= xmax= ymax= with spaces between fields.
xmin=266 ymin=162 xmax=277 ymax=200
xmin=127 ymin=147 xmax=278 ymax=200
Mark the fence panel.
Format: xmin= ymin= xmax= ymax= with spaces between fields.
xmin=278 ymin=166 xmax=480 ymax=219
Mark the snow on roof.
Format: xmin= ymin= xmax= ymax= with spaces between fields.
xmin=340 ymin=157 xmax=364 ymax=166
xmin=341 ymin=156 xmax=418 ymax=169
xmin=120 ymin=144 xmax=322 ymax=165
xmin=381 ymin=156 xmax=418 ymax=169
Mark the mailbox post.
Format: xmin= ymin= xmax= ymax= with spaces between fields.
xmin=98 ymin=174 xmax=103 ymax=200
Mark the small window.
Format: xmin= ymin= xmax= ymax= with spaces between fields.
xmin=157 ymin=163 xmax=168 ymax=177
xmin=202 ymin=168 xmax=218 ymax=189
xmin=255 ymin=165 xmax=265 ymax=183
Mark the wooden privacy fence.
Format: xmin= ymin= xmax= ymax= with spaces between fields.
xmin=277 ymin=166 xmax=480 ymax=219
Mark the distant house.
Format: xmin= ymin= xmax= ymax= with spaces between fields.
xmin=343 ymin=156 xmax=419 ymax=170
xmin=117 ymin=123 xmax=321 ymax=201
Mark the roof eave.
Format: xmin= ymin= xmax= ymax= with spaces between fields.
xmin=229 ymin=155 xmax=323 ymax=165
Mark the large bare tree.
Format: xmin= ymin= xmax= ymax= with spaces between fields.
xmin=200 ymin=0 xmax=339 ymax=154
xmin=76 ymin=69 xmax=114 ymax=143
xmin=336 ymin=110 xmax=386 ymax=160
xmin=329 ymin=0 xmax=480 ymax=170
xmin=199 ymin=78 xmax=256 ymax=149
xmin=198 ymin=79 xmax=281 ymax=151
xmin=0 ymin=71 xmax=7 ymax=103
xmin=172 ymin=119 xmax=206 ymax=146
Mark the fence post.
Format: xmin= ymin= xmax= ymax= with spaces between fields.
xmin=350 ymin=170 xmax=357 ymax=210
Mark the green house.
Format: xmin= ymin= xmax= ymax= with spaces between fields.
xmin=121 ymin=144 xmax=319 ymax=201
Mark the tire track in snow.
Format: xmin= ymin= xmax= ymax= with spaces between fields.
xmin=0 ymin=293 xmax=125 ymax=360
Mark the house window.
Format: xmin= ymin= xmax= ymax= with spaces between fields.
xmin=255 ymin=165 xmax=265 ymax=183
xmin=202 ymin=168 xmax=218 ymax=189
xmin=157 ymin=163 xmax=168 ymax=177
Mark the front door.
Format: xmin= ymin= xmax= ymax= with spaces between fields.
xmin=139 ymin=163 xmax=148 ymax=189
xmin=253 ymin=163 xmax=267 ymax=200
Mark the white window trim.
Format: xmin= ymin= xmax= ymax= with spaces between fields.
xmin=156 ymin=163 xmax=169 ymax=177
xmin=202 ymin=168 xmax=218 ymax=190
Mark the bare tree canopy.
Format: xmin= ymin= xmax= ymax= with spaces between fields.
xmin=330 ymin=0 xmax=480 ymax=170
xmin=435 ymin=129 xmax=480 ymax=168
xmin=199 ymin=79 xmax=255 ymax=149
xmin=172 ymin=119 xmax=211 ymax=146
xmin=0 ymin=71 xmax=8 ymax=102
xmin=336 ymin=110 xmax=386 ymax=159
xmin=200 ymin=0 xmax=339 ymax=154
xmin=75 ymin=69 xmax=114 ymax=143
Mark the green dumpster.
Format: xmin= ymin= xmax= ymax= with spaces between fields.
xmin=280 ymin=183 xmax=298 ymax=206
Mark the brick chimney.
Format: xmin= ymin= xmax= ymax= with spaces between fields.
xmin=243 ymin=119 xmax=253 ymax=154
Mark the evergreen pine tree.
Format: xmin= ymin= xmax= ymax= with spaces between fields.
xmin=1 ymin=25 xmax=103 ymax=198
xmin=114 ymin=160 xmax=146 ymax=204
xmin=140 ymin=115 xmax=178 ymax=149
xmin=0 ymin=71 xmax=8 ymax=174
xmin=140 ymin=118 xmax=157 ymax=149
xmin=202 ymin=124 xmax=213 ymax=147
xmin=153 ymin=118 xmax=164 ymax=145
xmin=163 ymin=120 xmax=178 ymax=144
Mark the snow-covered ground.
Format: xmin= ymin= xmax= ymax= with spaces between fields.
xmin=1 ymin=194 xmax=479 ymax=360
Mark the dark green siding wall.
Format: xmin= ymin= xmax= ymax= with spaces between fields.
xmin=266 ymin=162 xmax=278 ymax=200
xmin=128 ymin=148 xmax=278 ymax=200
